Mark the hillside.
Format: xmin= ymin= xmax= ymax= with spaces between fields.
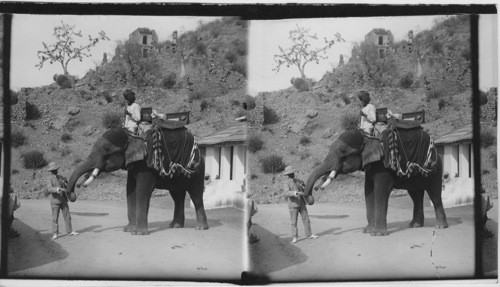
xmin=10 ymin=17 xmax=248 ymax=200
xmin=247 ymin=15 xmax=497 ymax=204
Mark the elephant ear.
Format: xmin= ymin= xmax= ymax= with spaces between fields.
xmin=361 ymin=137 xmax=384 ymax=167
xmin=125 ymin=135 xmax=147 ymax=166
xmin=338 ymin=130 xmax=364 ymax=152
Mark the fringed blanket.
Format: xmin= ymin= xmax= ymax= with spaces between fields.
xmin=382 ymin=127 xmax=438 ymax=177
xmin=146 ymin=126 xmax=201 ymax=178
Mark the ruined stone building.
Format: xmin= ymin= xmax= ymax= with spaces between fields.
xmin=364 ymin=28 xmax=394 ymax=58
xmin=129 ymin=28 xmax=159 ymax=58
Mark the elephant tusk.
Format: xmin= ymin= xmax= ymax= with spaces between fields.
xmin=320 ymin=170 xmax=337 ymax=189
xmin=82 ymin=168 xmax=100 ymax=188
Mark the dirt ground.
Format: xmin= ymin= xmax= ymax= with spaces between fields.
xmin=249 ymin=195 xmax=498 ymax=283
xmin=5 ymin=196 xmax=244 ymax=282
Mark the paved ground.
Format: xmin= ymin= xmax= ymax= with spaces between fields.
xmin=6 ymin=196 xmax=244 ymax=282
xmin=250 ymin=195 xmax=498 ymax=283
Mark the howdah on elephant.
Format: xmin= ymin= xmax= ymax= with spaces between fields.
xmin=66 ymin=125 xmax=208 ymax=235
xmin=304 ymin=128 xmax=448 ymax=236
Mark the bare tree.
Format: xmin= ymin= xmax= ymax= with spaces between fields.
xmin=36 ymin=21 xmax=109 ymax=75
xmin=273 ymin=24 xmax=344 ymax=78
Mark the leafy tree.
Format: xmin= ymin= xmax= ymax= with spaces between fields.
xmin=273 ymin=24 xmax=344 ymax=78
xmin=36 ymin=21 xmax=109 ymax=75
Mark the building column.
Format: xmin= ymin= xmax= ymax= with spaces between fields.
xmin=205 ymin=146 xmax=220 ymax=180
xmin=232 ymin=145 xmax=246 ymax=185
xmin=220 ymin=145 xmax=232 ymax=181
xmin=443 ymin=145 xmax=459 ymax=177
xmin=458 ymin=143 xmax=471 ymax=178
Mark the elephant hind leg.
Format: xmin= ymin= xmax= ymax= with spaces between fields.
xmin=427 ymin=177 xmax=449 ymax=229
xmin=190 ymin=193 xmax=209 ymax=230
xmin=408 ymin=189 xmax=425 ymax=228
xmin=169 ymin=189 xmax=186 ymax=228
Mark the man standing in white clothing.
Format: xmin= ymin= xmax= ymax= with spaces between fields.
xmin=358 ymin=90 xmax=376 ymax=136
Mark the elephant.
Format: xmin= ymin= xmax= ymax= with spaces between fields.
xmin=65 ymin=127 xmax=208 ymax=235
xmin=304 ymin=129 xmax=448 ymax=236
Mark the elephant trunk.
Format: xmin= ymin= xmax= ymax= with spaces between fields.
xmin=304 ymin=162 xmax=337 ymax=205
xmin=66 ymin=158 xmax=101 ymax=202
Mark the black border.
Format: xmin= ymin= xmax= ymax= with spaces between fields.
xmin=0 ymin=2 xmax=497 ymax=284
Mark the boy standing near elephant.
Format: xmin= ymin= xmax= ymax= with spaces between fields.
xmin=282 ymin=166 xmax=318 ymax=243
xmin=46 ymin=162 xmax=79 ymax=239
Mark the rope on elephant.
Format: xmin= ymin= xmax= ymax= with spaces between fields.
xmin=151 ymin=125 xmax=200 ymax=178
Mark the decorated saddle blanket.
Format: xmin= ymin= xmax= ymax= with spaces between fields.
xmin=381 ymin=127 xmax=438 ymax=177
xmin=145 ymin=125 xmax=200 ymax=177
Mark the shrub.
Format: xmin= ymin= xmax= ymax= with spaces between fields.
xmin=26 ymin=101 xmax=42 ymax=120
xmin=250 ymin=174 xmax=258 ymax=180
xmin=60 ymin=146 xmax=72 ymax=157
xmin=480 ymin=128 xmax=496 ymax=148
xmin=200 ymin=100 xmax=209 ymax=111
xmin=431 ymin=41 xmax=443 ymax=54
xmin=54 ymin=74 xmax=73 ymax=89
xmin=232 ymin=38 xmax=247 ymax=56
xmin=61 ymin=133 xmax=73 ymax=143
xmin=102 ymin=111 xmax=123 ymax=129
xmin=248 ymin=134 xmax=264 ymax=153
xmin=292 ymin=77 xmax=310 ymax=92
xmin=11 ymin=129 xmax=27 ymax=148
xmin=231 ymin=58 xmax=246 ymax=77
xmin=261 ymin=154 xmax=285 ymax=174
xmin=188 ymin=87 xmax=209 ymax=102
xmin=225 ymin=50 xmax=238 ymax=63
xmin=340 ymin=113 xmax=359 ymax=131
xmin=74 ymin=157 xmax=83 ymax=165
xmin=339 ymin=93 xmax=350 ymax=105
xmin=162 ymin=72 xmax=177 ymax=89
xmin=399 ymin=72 xmax=414 ymax=89
xmin=230 ymin=99 xmax=240 ymax=106
xmin=299 ymin=136 xmax=311 ymax=146
xmin=195 ymin=42 xmax=207 ymax=56
xmin=263 ymin=105 xmax=279 ymax=125
xmin=438 ymin=99 xmax=447 ymax=110
xmin=96 ymin=90 xmax=113 ymax=103
xmin=21 ymin=150 xmax=48 ymax=169
xmin=12 ymin=169 xmax=19 ymax=175
xmin=426 ymin=88 xmax=445 ymax=102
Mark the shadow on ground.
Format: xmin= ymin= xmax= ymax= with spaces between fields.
xmin=309 ymin=215 xmax=349 ymax=220
xmin=8 ymin=220 xmax=69 ymax=274
xmin=249 ymin=224 xmax=308 ymax=276
xmin=72 ymin=212 xmax=109 ymax=217
xmin=92 ymin=218 xmax=222 ymax=234
xmin=332 ymin=216 xmax=463 ymax=236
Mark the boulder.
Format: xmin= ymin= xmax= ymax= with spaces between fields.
xmin=68 ymin=107 xmax=80 ymax=116
xmin=289 ymin=118 xmax=308 ymax=134
xmin=321 ymin=127 xmax=335 ymax=139
xmin=51 ymin=115 xmax=70 ymax=131
xmin=306 ymin=109 xmax=318 ymax=118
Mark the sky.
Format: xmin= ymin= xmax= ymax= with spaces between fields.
xmin=10 ymin=15 xmax=219 ymax=90
xmin=10 ymin=13 xmax=498 ymax=93
xmin=248 ymin=14 xmax=499 ymax=95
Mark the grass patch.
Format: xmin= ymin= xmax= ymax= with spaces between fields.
xmin=300 ymin=151 xmax=311 ymax=160
xmin=26 ymin=102 xmax=42 ymax=120
xmin=61 ymin=133 xmax=73 ymax=143
xmin=263 ymin=105 xmax=279 ymax=125
xmin=102 ymin=111 xmax=123 ymax=129
xmin=426 ymin=88 xmax=445 ymax=102
xmin=299 ymin=135 xmax=311 ymax=146
xmin=480 ymin=128 xmax=496 ymax=148
xmin=248 ymin=134 xmax=264 ymax=153
xmin=261 ymin=154 xmax=285 ymax=174
xmin=60 ymin=146 xmax=72 ymax=157
xmin=21 ymin=150 xmax=48 ymax=169
xmin=11 ymin=129 xmax=27 ymax=148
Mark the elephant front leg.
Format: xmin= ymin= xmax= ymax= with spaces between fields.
xmin=169 ymin=190 xmax=186 ymax=228
xmin=131 ymin=170 xmax=155 ymax=235
xmin=371 ymin=172 xmax=393 ymax=236
xmin=124 ymin=171 xmax=136 ymax=232
xmin=408 ymin=189 xmax=425 ymax=228
xmin=363 ymin=176 xmax=375 ymax=234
